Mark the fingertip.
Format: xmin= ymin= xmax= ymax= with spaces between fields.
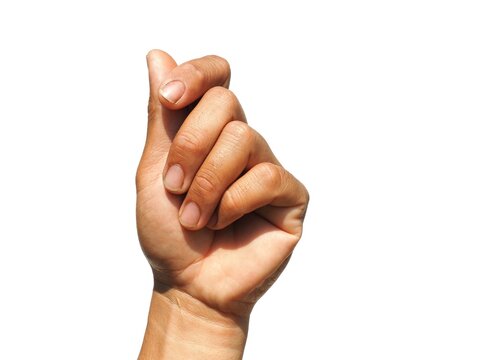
xmin=163 ymin=164 xmax=185 ymax=193
xmin=179 ymin=201 xmax=201 ymax=230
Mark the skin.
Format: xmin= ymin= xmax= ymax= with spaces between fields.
xmin=136 ymin=50 xmax=309 ymax=359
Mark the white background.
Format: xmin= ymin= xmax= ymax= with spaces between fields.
xmin=1 ymin=1 xmax=479 ymax=359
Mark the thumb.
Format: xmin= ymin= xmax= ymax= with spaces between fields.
xmin=144 ymin=50 xmax=184 ymax=159
xmin=147 ymin=49 xmax=177 ymax=96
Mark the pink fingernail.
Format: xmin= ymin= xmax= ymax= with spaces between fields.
xmin=160 ymin=80 xmax=185 ymax=104
xmin=164 ymin=164 xmax=184 ymax=191
xmin=180 ymin=202 xmax=201 ymax=228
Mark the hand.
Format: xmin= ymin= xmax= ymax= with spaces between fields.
xmin=136 ymin=50 xmax=309 ymax=358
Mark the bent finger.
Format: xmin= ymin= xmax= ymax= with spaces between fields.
xmin=162 ymin=87 xmax=246 ymax=194
xmin=178 ymin=122 xmax=279 ymax=230
xmin=209 ymin=163 xmax=309 ymax=236
xmin=158 ymin=55 xmax=231 ymax=109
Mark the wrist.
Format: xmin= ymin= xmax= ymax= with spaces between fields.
xmin=139 ymin=286 xmax=249 ymax=360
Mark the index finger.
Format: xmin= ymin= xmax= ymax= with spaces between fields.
xmin=158 ymin=55 xmax=231 ymax=109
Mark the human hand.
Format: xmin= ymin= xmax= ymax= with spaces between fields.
xmin=136 ymin=50 xmax=308 ymax=359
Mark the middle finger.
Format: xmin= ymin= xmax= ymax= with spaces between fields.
xmin=162 ymin=86 xmax=246 ymax=194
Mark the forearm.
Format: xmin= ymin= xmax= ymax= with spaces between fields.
xmin=138 ymin=288 xmax=249 ymax=360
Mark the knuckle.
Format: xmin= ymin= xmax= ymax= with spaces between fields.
xmin=222 ymin=121 xmax=252 ymax=144
xmin=191 ymin=168 xmax=219 ymax=200
xmin=173 ymin=131 xmax=203 ymax=157
xmin=182 ymin=62 xmax=206 ymax=86
xmin=256 ymin=163 xmax=283 ymax=188
xmin=206 ymin=87 xmax=238 ymax=108
xmin=209 ymin=55 xmax=231 ymax=80
xmin=222 ymin=188 xmax=243 ymax=214
xmin=210 ymin=55 xmax=230 ymax=72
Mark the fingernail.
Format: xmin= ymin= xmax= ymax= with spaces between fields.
xmin=164 ymin=164 xmax=184 ymax=191
xmin=180 ymin=202 xmax=201 ymax=228
xmin=160 ymin=80 xmax=185 ymax=104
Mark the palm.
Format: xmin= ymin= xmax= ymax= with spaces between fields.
xmin=137 ymin=164 xmax=297 ymax=313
